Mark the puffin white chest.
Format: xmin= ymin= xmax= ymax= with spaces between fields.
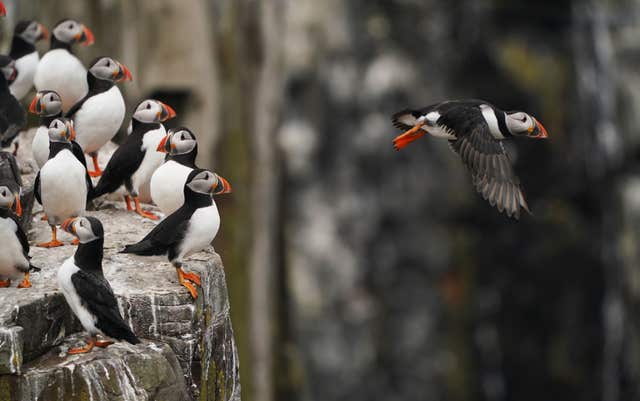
xmin=0 ymin=217 xmax=28 ymax=278
xmin=40 ymin=149 xmax=87 ymax=225
xmin=32 ymin=126 xmax=50 ymax=169
xmin=131 ymin=126 xmax=167 ymax=193
xmin=34 ymin=49 xmax=88 ymax=112
xmin=10 ymin=51 xmax=39 ymax=101
xmin=57 ymin=257 xmax=98 ymax=334
xmin=150 ymin=161 xmax=193 ymax=215
xmin=179 ymin=205 xmax=221 ymax=259
xmin=74 ymin=87 xmax=126 ymax=154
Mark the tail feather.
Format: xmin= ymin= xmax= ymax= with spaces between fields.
xmin=90 ymin=178 xmax=120 ymax=201
xmin=120 ymin=240 xmax=163 ymax=256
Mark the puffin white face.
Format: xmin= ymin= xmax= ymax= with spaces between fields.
xmin=0 ymin=57 xmax=16 ymax=82
xmin=48 ymin=118 xmax=75 ymax=143
xmin=61 ymin=217 xmax=102 ymax=244
xmin=89 ymin=57 xmax=133 ymax=82
xmin=505 ymin=111 xmax=548 ymax=138
xmin=167 ymin=128 xmax=197 ymax=155
xmin=132 ymin=99 xmax=176 ymax=123
xmin=29 ymin=90 xmax=62 ymax=116
xmin=0 ymin=186 xmax=21 ymax=216
xmin=16 ymin=20 xmax=48 ymax=44
xmin=187 ymin=170 xmax=232 ymax=195
xmin=52 ymin=19 xmax=94 ymax=46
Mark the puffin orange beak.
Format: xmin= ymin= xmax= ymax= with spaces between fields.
xmin=68 ymin=123 xmax=76 ymax=141
xmin=115 ymin=62 xmax=133 ymax=82
xmin=29 ymin=94 xmax=41 ymax=114
xmin=0 ymin=2 xmax=6 ymax=17
xmin=212 ymin=175 xmax=232 ymax=195
xmin=61 ymin=218 xmax=76 ymax=234
xmin=78 ymin=25 xmax=94 ymax=46
xmin=38 ymin=24 xmax=49 ymax=40
xmin=393 ymin=121 xmax=426 ymax=151
xmin=156 ymin=135 xmax=169 ymax=153
xmin=13 ymin=193 xmax=21 ymax=217
xmin=531 ymin=118 xmax=548 ymax=139
xmin=158 ymin=102 xmax=176 ymax=121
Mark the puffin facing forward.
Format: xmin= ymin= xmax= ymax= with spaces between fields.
xmin=67 ymin=56 xmax=132 ymax=177
xmin=29 ymin=90 xmax=63 ymax=169
xmin=58 ymin=216 xmax=140 ymax=354
xmin=392 ymin=100 xmax=548 ymax=219
xmin=122 ymin=169 xmax=232 ymax=298
xmin=34 ymin=19 xmax=94 ymax=112
xmin=9 ymin=20 xmax=48 ymax=101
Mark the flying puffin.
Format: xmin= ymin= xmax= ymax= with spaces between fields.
xmin=0 ymin=56 xmax=26 ymax=154
xmin=91 ymin=99 xmax=176 ymax=219
xmin=58 ymin=216 xmax=140 ymax=354
xmin=66 ymin=56 xmax=132 ymax=177
xmin=150 ymin=127 xmax=199 ymax=216
xmin=121 ymin=169 xmax=232 ymax=298
xmin=34 ymin=19 xmax=94 ymax=112
xmin=392 ymin=100 xmax=548 ymax=219
xmin=0 ymin=187 xmax=39 ymax=288
xmin=29 ymin=90 xmax=64 ymax=169
xmin=9 ymin=20 xmax=48 ymax=101
xmin=34 ymin=118 xmax=92 ymax=247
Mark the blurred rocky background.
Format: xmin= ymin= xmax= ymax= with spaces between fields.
xmin=4 ymin=0 xmax=640 ymax=401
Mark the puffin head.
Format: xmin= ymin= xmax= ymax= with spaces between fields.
xmin=132 ymin=99 xmax=176 ymax=124
xmin=48 ymin=117 xmax=75 ymax=143
xmin=61 ymin=216 xmax=103 ymax=244
xmin=186 ymin=169 xmax=232 ymax=196
xmin=504 ymin=111 xmax=548 ymax=139
xmin=52 ymin=19 xmax=94 ymax=46
xmin=0 ymin=56 xmax=17 ymax=83
xmin=0 ymin=185 xmax=21 ymax=217
xmin=157 ymin=127 xmax=197 ymax=154
xmin=89 ymin=56 xmax=133 ymax=83
xmin=15 ymin=20 xmax=48 ymax=44
xmin=29 ymin=90 xmax=62 ymax=116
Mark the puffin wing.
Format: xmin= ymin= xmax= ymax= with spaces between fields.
xmin=0 ymin=95 xmax=26 ymax=148
xmin=92 ymin=137 xmax=144 ymax=199
xmin=71 ymin=141 xmax=94 ymax=200
xmin=33 ymin=170 xmax=41 ymax=205
xmin=65 ymin=94 xmax=90 ymax=119
xmin=70 ymin=270 xmax=139 ymax=343
xmin=121 ymin=211 xmax=189 ymax=256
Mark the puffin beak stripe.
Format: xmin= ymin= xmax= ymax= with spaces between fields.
xmin=117 ymin=62 xmax=133 ymax=82
xmin=532 ymin=118 xmax=548 ymax=139
xmin=0 ymin=2 xmax=6 ymax=17
xmin=213 ymin=175 xmax=232 ymax=194
xmin=28 ymin=94 xmax=41 ymax=114
xmin=39 ymin=24 xmax=49 ymax=40
xmin=61 ymin=218 xmax=76 ymax=234
xmin=156 ymin=135 xmax=169 ymax=153
xmin=13 ymin=193 xmax=21 ymax=217
xmin=160 ymin=102 xmax=177 ymax=120
xmin=79 ymin=25 xmax=95 ymax=46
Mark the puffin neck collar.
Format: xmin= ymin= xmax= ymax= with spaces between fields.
xmin=74 ymin=237 xmax=104 ymax=272
xmin=50 ymin=36 xmax=73 ymax=52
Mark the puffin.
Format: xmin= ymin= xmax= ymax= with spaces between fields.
xmin=66 ymin=56 xmax=132 ymax=177
xmin=58 ymin=216 xmax=140 ymax=354
xmin=91 ymin=99 xmax=177 ymax=219
xmin=121 ymin=169 xmax=232 ymax=298
xmin=392 ymin=100 xmax=548 ymax=219
xmin=0 ymin=151 xmax=21 ymax=211
xmin=34 ymin=118 xmax=92 ymax=247
xmin=29 ymin=90 xmax=63 ymax=169
xmin=9 ymin=20 xmax=49 ymax=101
xmin=150 ymin=127 xmax=199 ymax=215
xmin=0 ymin=186 xmax=39 ymax=288
xmin=33 ymin=19 xmax=94 ymax=112
xmin=0 ymin=56 xmax=26 ymax=154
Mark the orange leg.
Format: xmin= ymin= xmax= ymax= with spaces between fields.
xmin=95 ymin=339 xmax=114 ymax=348
xmin=177 ymin=267 xmax=199 ymax=299
xmin=134 ymin=197 xmax=159 ymax=220
xmin=38 ymin=226 xmax=64 ymax=248
xmin=0 ymin=279 xmax=11 ymax=288
xmin=67 ymin=336 xmax=96 ymax=355
xmin=17 ymin=272 xmax=31 ymax=288
xmin=393 ymin=122 xmax=426 ymax=150
xmin=88 ymin=153 xmax=102 ymax=177
xmin=124 ymin=195 xmax=133 ymax=211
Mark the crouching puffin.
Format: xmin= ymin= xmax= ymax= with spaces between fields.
xmin=91 ymin=99 xmax=176 ymax=219
xmin=34 ymin=118 xmax=92 ymax=247
xmin=29 ymin=90 xmax=63 ymax=169
xmin=67 ymin=56 xmax=132 ymax=177
xmin=34 ymin=19 xmax=94 ymax=112
xmin=58 ymin=216 xmax=140 ymax=354
xmin=392 ymin=100 xmax=549 ymax=219
xmin=0 ymin=187 xmax=39 ymax=288
xmin=0 ymin=56 xmax=26 ymax=154
xmin=121 ymin=169 xmax=232 ymax=298
xmin=9 ymin=20 xmax=49 ymax=101
xmin=150 ymin=127 xmax=198 ymax=215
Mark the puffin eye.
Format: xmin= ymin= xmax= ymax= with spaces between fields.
xmin=146 ymin=103 xmax=151 ymax=110
xmin=68 ymin=24 xmax=73 ymax=30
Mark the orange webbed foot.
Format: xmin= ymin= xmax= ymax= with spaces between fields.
xmin=67 ymin=338 xmax=95 ymax=355
xmin=95 ymin=340 xmax=114 ymax=348
xmin=17 ymin=273 xmax=31 ymax=288
xmin=37 ymin=240 xmax=64 ymax=248
xmin=181 ymin=271 xmax=201 ymax=286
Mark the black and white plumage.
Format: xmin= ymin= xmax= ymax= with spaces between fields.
xmin=34 ymin=118 xmax=92 ymax=247
xmin=0 ymin=187 xmax=39 ymax=288
xmin=66 ymin=56 xmax=132 ymax=177
xmin=34 ymin=19 xmax=94 ymax=112
xmin=150 ymin=127 xmax=198 ymax=215
xmin=91 ymin=99 xmax=176 ymax=219
xmin=121 ymin=169 xmax=232 ymax=299
xmin=392 ymin=100 xmax=548 ymax=219
xmin=9 ymin=20 xmax=48 ymax=101
xmin=0 ymin=56 xmax=26 ymax=151
xmin=58 ymin=216 xmax=140 ymax=354
xmin=29 ymin=90 xmax=64 ymax=169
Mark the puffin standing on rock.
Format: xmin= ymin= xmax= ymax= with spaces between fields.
xmin=392 ymin=100 xmax=549 ymax=219
xmin=66 ymin=56 xmax=132 ymax=177
xmin=34 ymin=118 xmax=92 ymax=247
xmin=0 ymin=56 xmax=26 ymax=154
xmin=34 ymin=19 xmax=94 ymax=112
xmin=122 ymin=169 xmax=232 ymax=298
xmin=29 ymin=90 xmax=64 ymax=169
xmin=58 ymin=216 xmax=140 ymax=354
xmin=150 ymin=127 xmax=199 ymax=215
xmin=9 ymin=20 xmax=49 ymax=101
xmin=90 ymin=99 xmax=177 ymax=219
